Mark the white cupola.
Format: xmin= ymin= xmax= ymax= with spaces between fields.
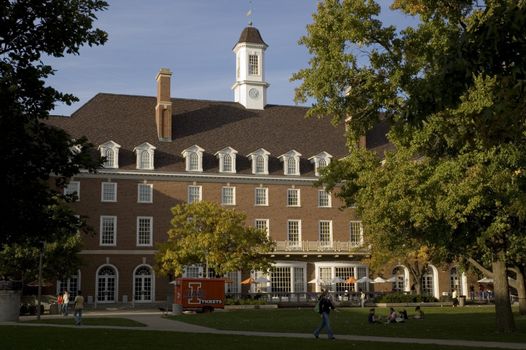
xmin=231 ymin=26 xmax=269 ymax=110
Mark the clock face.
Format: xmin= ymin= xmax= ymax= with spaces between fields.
xmin=249 ymin=88 xmax=259 ymax=99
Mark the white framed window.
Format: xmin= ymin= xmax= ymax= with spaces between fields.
xmin=319 ymin=220 xmax=332 ymax=247
xmin=134 ymin=142 xmax=156 ymax=170
xmin=309 ymin=152 xmax=333 ymax=176
xmin=349 ymin=221 xmax=364 ymax=247
xmin=138 ymin=183 xmax=153 ymax=203
xmin=133 ymin=265 xmax=154 ymax=302
xmin=221 ymin=186 xmax=236 ymax=205
xmin=184 ymin=265 xmax=203 ymax=278
xmin=182 ymin=145 xmax=204 ymax=172
xmin=318 ymin=190 xmax=331 ymax=208
xmin=64 ymin=181 xmax=80 ymax=201
xmin=269 ymin=262 xmax=307 ymax=293
xmin=247 ymin=148 xmax=270 ymax=175
xmin=96 ymin=264 xmax=118 ymax=303
xmin=98 ymin=141 xmax=121 ymax=169
xmin=255 ymin=219 xmax=269 ymax=236
xmin=189 ymin=153 xmax=199 ymax=170
xmin=287 ymin=220 xmax=301 ymax=248
xmin=225 ymin=271 xmax=241 ymax=294
xmin=137 ymin=216 xmax=153 ymax=246
xmin=249 ymin=54 xmax=259 ymax=75
xmin=314 ymin=262 xmax=368 ymax=293
xmin=287 ymin=188 xmax=300 ymax=207
xmin=215 ymin=147 xmax=238 ymax=173
xmin=57 ymin=271 xmax=81 ymax=298
xmin=255 ymin=187 xmax=268 ymax=206
xmin=101 ymin=182 xmax=117 ymax=202
xmin=188 ymin=185 xmax=202 ymax=204
xmin=100 ymin=216 xmax=117 ymax=246
xmin=278 ymin=150 xmax=301 ymax=176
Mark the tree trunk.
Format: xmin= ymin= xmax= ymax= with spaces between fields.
xmin=492 ymin=257 xmax=515 ymax=333
xmin=408 ymin=265 xmax=423 ymax=295
xmin=513 ymin=266 xmax=526 ymax=315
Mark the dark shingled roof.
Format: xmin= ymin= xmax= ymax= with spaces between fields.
xmin=47 ymin=93 xmax=355 ymax=176
xmin=235 ymin=26 xmax=268 ymax=48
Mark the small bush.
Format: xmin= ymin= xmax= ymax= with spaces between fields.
xmin=225 ymin=298 xmax=266 ymax=305
xmin=374 ymin=292 xmax=438 ymax=303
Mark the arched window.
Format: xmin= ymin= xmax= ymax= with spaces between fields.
xmin=96 ymin=265 xmax=117 ymax=303
xmin=450 ymin=267 xmax=459 ymax=294
xmin=287 ymin=157 xmax=297 ymax=175
xmin=422 ymin=266 xmax=434 ymax=295
xmin=189 ymin=152 xmax=199 ymax=171
xmin=223 ymin=154 xmax=232 ymax=172
xmin=319 ymin=158 xmax=327 ymax=169
xmin=134 ymin=265 xmax=153 ymax=302
xmin=256 ymin=155 xmax=265 ymax=173
xmin=392 ymin=266 xmax=405 ymax=292
xmin=139 ymin=150 xmax=150 ymax=169
xmin=104 ymin=149 xmax=114 ymax=168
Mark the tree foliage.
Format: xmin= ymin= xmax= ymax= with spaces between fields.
xmin=156 ymin=201 xmax=275 ymax=278
xmin=0 ymin=0 xmax=107 ymax=247
xmin=0 ymin=233 xmax=83 ymax=282
xmin=295 ymin=0 xmax=526 ymax=332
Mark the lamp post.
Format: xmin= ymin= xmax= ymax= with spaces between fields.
xmin=36 ymin=241 xmax=45 ymax=320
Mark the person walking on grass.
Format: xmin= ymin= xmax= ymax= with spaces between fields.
xmin=73 ymin=290 xmax=84 ymax=326
xmin=313 ymin=290 xmax=336 ymax=340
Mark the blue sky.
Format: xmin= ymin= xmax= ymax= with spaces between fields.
xmin=47 ymin=0 xmax=416 ymax=116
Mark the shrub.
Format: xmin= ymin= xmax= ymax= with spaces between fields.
xmin=374 ymin=292 xmax=438 ymax=303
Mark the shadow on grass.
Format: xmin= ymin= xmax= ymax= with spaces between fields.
xmin=22 ymin=317 xmax=146 ymax=327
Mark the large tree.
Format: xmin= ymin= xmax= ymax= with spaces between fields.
xmin=156 ymin=201 xmax=276 ymax=278
xmin=293 ymin=0 xmax=526 ymax=332
xmin=322 ymin=147 xmax=441 ymax=295
xmin=0 ymin=0 xmax=107 ymax=248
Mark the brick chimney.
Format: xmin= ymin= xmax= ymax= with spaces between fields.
xmin=155 ymin=68 xmax=173 ymax=141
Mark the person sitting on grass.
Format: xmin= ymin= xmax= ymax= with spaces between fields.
xmin=368 ymin=308 xmax=382 ymax=324
xmin=399 ymin=308 xmax=408 ymax=320
xmin=413 ymin=306 xmax=424 ymax=320
xmin=387 ymin=307 xmax=404 ymax=323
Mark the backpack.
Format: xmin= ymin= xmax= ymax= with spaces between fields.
xmin=314 ymin=300 xmax=320 ymax=313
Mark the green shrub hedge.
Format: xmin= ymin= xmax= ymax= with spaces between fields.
xmin=225 ymin=297 xmax=267 ymax=305
xmin=374 ymin=292 xmax=438 ymax=303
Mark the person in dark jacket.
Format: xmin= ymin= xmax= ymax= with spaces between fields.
xmin=313 ymin=290 xmax=336 ymax=340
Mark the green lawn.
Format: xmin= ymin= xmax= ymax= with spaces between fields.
xmin=0 ymin=326 xmax=510 ymax=350
xmin=168 ymin=305 xmax=526 ymax=343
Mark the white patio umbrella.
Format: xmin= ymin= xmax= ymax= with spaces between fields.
xmin=254 ymin=276 xmax=270 ymax=284
xmin=356 ymin=276 xmax=373 ymax=283
xmin=477 ymin=277 xmax=493 ymax=283
xmin=330 ymin=277 xmax=345 ymax=284
xmin=373 ymin=276 xmax=387 ymax=283
xmin=308 ymin=278 xmax=326 ymax=285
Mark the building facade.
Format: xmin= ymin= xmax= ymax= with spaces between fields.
xmin=48 ymin=26 xmax=465 ymax=306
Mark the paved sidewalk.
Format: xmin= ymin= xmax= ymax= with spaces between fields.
xmin=4 ymin=310 xmax=526 ymax=350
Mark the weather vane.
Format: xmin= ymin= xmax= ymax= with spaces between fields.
xmin=246 ymin=0 xmax=253 ymax=26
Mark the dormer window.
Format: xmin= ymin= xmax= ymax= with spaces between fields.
xmin=278 ymin=150 xmax=302 ymax=176
xmin=98 ymin=141 xmax=121 ymax=169
xmin=215 ymin=147 xmax=238 ymax=173
xmin=182 ymin=145 xmax=204 ymax=172
xmin=247 ymin=148 xmax=270 ymax=175
xmin=309 ymin=152 xmax=333 ymax=176
xmin=133 ymin=142 xmax=156 ymax=170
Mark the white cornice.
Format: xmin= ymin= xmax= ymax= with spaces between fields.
xmin=72 ymin=169 xmax=318 ymax=185
xmin=79 ymin=250 xmax=157 ymax=255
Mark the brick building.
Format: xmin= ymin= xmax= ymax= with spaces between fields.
xmin=47 ymin=26 xmax=468 ymax=306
